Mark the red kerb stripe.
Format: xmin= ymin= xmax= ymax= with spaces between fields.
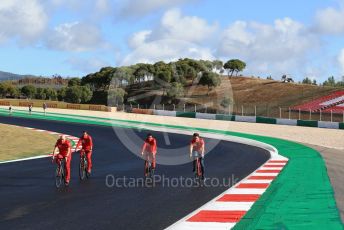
xmin=263 ymin=164 xmax=285 ymax=168
xmin=256 ymin=170 xmax=281 ymax=173
xmin=268 ymin=160 xmax=288 ymax=163
xmin=248 ymin=176 xmax=276 ymax=180
xmin=187 ymin=210 xmax=246 ymax=223
xmin=236 ymin=183 xmax=269 ymax=189
xmin=217 ymin=194 xmax=260 ymax=202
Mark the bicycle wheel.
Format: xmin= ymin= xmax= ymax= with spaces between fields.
xmin=85 ymin=157 xmax=89 ymax=179
xmin=55 ymin=162 xmax=63 ymax=188
xmin=197 ymin=159 xmax=202 ymax=178
xmin=150 ymin=164 xmax=155 ymax=185
xmin=150 ymin=166 xmax=155 ymax=178
xmin=144 ymin=160 xmax=149 ymax=178
xmin=148 ymin=162 xmax=152 ymax=178
xmin=193 ymin=159 xmax=201 ymax=185
xmin=61 ymin=161 xmax=66 ymax=184
xmin=79 ymin=155 xmax=86 ymax=180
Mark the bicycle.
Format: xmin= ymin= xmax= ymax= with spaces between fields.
xmin=144 ymin=160 xmax=155 ymax=177
xmin=193 ymin=156 xmax=204 ymax=185
xmin=144 ymin=157 xmax=155 ymax=186
xmin=55 ymin=157 xmax=66 ymax=188
xmin=79 ymin=150 xmax=90 ymax=181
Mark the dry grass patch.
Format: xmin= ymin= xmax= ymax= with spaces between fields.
xmin=0 ymin=124 xmax=58 ymax=161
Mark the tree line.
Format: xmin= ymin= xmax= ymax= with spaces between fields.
xmin=0 ymin=79 xmax=92 ymax=104
xmin=301 ymin=76 xmax=344 ymax=87
xmin=16 ymin=75 xmax=68 ymax=86
xmin=83 ymin=58 xmax=247 ymax=104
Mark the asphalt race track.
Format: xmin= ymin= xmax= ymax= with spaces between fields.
xmin=0 ymin=116 xmax=270 ymax=230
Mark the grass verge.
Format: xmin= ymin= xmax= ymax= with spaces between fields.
xmin=0 ymin=123 xmax=57 ymax=161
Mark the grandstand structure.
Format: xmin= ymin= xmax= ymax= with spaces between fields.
xmin=292 ymin=91 xmax=344 ymax=114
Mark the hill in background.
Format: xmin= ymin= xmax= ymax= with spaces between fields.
xmin=126 ymin=76 xmax=341 ymax=118
xmin=0 ymin=70 xmax=33 ymax=82
xmin=0 ymin=70 xmax=69 ymax=89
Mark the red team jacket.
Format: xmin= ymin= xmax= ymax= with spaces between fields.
xmin=191 ymin=138 xmax=205 ymax=152
xmin=55 ymin=139 xmax=72 ymax=156
xmin=76 ymin=135 xmax=93 ymax=151
xmin=142 ymin=138 xmax=157 ymax=154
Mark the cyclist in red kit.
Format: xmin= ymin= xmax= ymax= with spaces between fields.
xmin=190 ymin=133 xmax=205 ymax=180
xmin=75 ymin=131 xmax=93 ymax=176
xmin=52 ymin=135 xmax=72 ymax=186
xmin=141 ymin=133 xmax=157 ymax=172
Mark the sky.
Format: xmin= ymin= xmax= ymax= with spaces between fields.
xmin=1 ymin=0 xmax=344 ymax=82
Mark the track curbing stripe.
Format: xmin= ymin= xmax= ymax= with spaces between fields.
xmin=167 ymin=157 xmax=289 ymax=229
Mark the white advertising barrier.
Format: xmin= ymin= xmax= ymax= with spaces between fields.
xmin=195 ymin=113 xmax=216 ymax=120
xmin=235 ymin=116 xmax=257 ymax=123
xmin=276 ymin=119 xmax=298 ymax=126
xmin=153 ymin=110 xmax=177 ymax=117
xmin=318 ymin=121 xmax=339 ymax=129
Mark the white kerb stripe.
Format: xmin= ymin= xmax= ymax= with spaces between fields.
xmin=169 ymin=222 xmax=236 ymax=230
xmin=267 ymin=162 xmax=286 ymax=165
xmin=253 ymin=173 xmax=279 ymax=177
xmin=201 ymin=202 xmax=254 ymax=211
xmin=243 ymin=179 xmax=273 ymax=184
xmin=260 ymin=167 xmax=283 ymax=170
xmin=225 ymin=188 xmax=266 ymax=195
